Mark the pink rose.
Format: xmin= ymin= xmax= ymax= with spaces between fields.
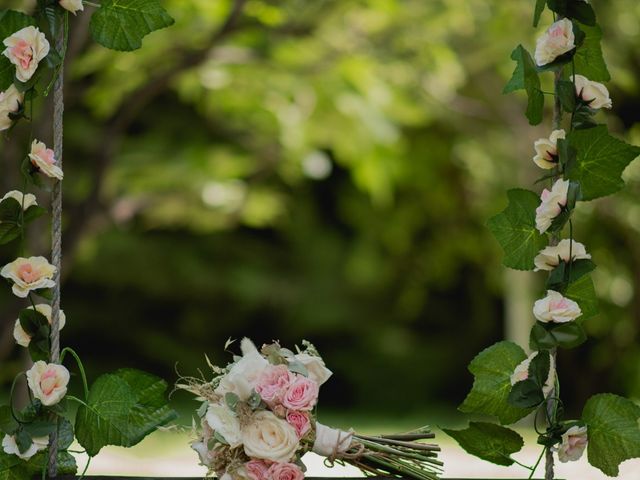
xmin=245 ymin=460 xmax=271 ymax=480
xmin=286 ymin=411 xmax=311 ymax=438
xmin=255 ymin=365 xmax=294 ymax=405
xmin=282 ymin=376 xmax=318 ymax=411
xmin=267 ymin=463 xmax=304 ymax=480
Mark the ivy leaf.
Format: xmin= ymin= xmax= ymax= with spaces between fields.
xmin=459 ymin=341 xmax=533 ymax=425
xmin=547 ymin=0 xmax=596 ymax=26
xmin=573 ymin=24 xmax=610 ymax=81
xmin=565 ymin=274 xmax=598 ymax=320
xmin=530 ymin=321 xmax=587 ymax=350
xmin=533 ymin=0 xmax=546 ymax=27
xmin=90 ymin=0 xmax=175 ymax=52
xmin=487 ymin=189 xmax=548 ymax=271
xmin=443 ymin=422 xmax=524 ymax=467
xmin=565 ymin=126 xmax=640 ymax=201
xmin=557 ymin=80 xmax=576 ymax=113
xmin=0 ymin=450 xmax=29 ymax=480
xmin=582 ymin=394 xmax=640 ymax=477
xmin=0 ymin=407 xmax=18 ymax=435
xmin=0 ymin=10 xmax=37 ymax=90
xmin=503 ymin=45 xmax=544 ymax=125
xmin=75 ymin=368 xmax=177 ymax=456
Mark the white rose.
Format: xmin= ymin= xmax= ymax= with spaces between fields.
xmin=242 ymin=411 xmax=299 ymax=463
xmin=206 ymin=403 xmax=242 ymax=448
xmin=215 ymin=338 xmax=268 ymax=401
xmin=59 ymin=0 xmax=84 ymax=14
xmin=573 ymin=74 xmax=612 ymax=110
xmin=1 ymin=256 xmax=56 ymax=298
xmin=29 ymin=139 xmax=63 ymax=180
xmin=534 ymin=239 xmax=591 ymax=272
xmin=533 ymin=129 xmax=565 ymax=170
xmin=293 ymin=353 xmax=332 ymax=386
xmin=13 ymin=304 xmax=66 ymax=348
xmin=510 ymin=352 xmax=556 ymax=398
xmin=535 ymin=18 xmax=575 ymax=66
xmin=557 ymin=425 xmax=588 ymax=462
xmin=535 ymin=179 xmax=570 ymax=234
xmin=26 ymin=361 xmax=70 ymax=406
xmin=1 ymin=190 xmax=37 ymax=211
xmin=2 ymin=433 xmax=48 ymax=460
xmin=2 ymin=26 xmax=50 ymax=83
xmin=534 ymin=290 xmax=582 ymax=323
xmin=0 ymin=85 xmax=23 ymax=131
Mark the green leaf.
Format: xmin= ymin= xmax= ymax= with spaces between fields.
xmin=573 ymin=24 xmax=610 ymax=81
xmin=460 ymin=341 xmax=533 ymax=425
xmin=508 ymin=379 xmax=544 ymax=409
xmin=533 ymin=0 xmax=546 ymax=27
xmin=547 ymin=0 xmax=596 ymax=26
xmin=557 ymin=80 xmax=576 ymax=113
xmin=565 ymin=274 xmax=599 ymax=320
xmin=503 ymin=45 xmax=544 ymax=125
xmin=0 ymin=450 xmax=29 ymax=480
xmin=565 ymin=126 xmax=640 ymax=201
xmin=0 ymin=407 xmax=18 ymax=435
xmin=530 ymin=321 xmax=587 ymax=350
xmin=75 ymin=368 xmax=177 ymax=456
xmin=487 ymin=189 xmax=548 ymax=271
xmin=443 ymin=422 xmax=524 ymax=466
xmin=582 ymin=394 xmax=640 ymax=477
xmin=546 ymin=258 xmax=596 ymax=291
xmin=27 ymin=451 xmax=77 ymax=476
xmin=90 ymin=0 xmax=175 ymax=52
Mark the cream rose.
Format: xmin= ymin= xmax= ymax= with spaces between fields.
xmin=59 ymin=0 xmax=84 ymax=14
xmin=510 ymin=352 xmax=556 ymax=398
xmin=26 ymin=361 xmax=70 ymax=406
xmin=557 ymin=425 xmax=588 ymax=462
xmin=535 ymin=18 xmax=575 ymax=66
xmin=13 ymin=304 xmax=66 ymax=348
xmin=293 ymin=353 xmax=333 ymax=386
xmin=242 ymin=411 xmax=299 ymax=463
xmin=2 ymin=433 xmax=48 ymax=460
xmin=536 ymin=179 xmax=570 ymax=234
xmin=573 ymin=74 xmax=612 ymax=109
xmin=1 ymin=190 xmax=37 ymax=211
xmin=534 ymin=239 xmax=591 ymax=272
xmin=215 ymin=338 xmax=269 ymax=401
xmin=2 ymin=26 xmax=50 ymax=83
xmin=533 ymin=290 xmax=582 ymax=323
xmin=533 ymin=129 xmax=565 ymax=170
xmin=1 ymin=256 xmax=56 ymax=298
xmin=0 ymin=85 xmax=23 ymax=131
xmin=205 ymin=403 xmax=242 ymax=448
xmin=29 ymin=139 xmax=63 ymax=180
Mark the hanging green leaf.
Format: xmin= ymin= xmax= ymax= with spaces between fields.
xmin=533 ymin=0 xmax=546 ymax=27
xmin=564 ymin=274 xmax=598 ymax=320
xmin=460 ymin=341 xmax=533 ymax=425
xmin=504 ymin=45 xmax=544 ymax=125
xmin=0 ymin=450 xmax=29 ymax=480
xmin=75 ymin=368 xmax=177 ymax=456
xmin=443 ymin=422 xmax=524 ymax=467
xmin=547 ymin=0 xmax=596 ymax=26
xmin=530 ymin=321 xmax=587 ymax=350
xmin=487 ymin=189 xmax=548 ymax=271
xmin=565 ymin=125 xmax=640 ymax=200
xmin=582 ymin=394 xmax=640 ymax=477
xmin=90 ymin=0 xmax=175 ymax=52
xmin=573 ymin=24 xmax=610 ymax=81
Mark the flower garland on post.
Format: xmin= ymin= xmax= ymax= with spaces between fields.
xmin=0 ymin=1 xmax=176 ymax=478
xmin=444 ymin=1 xmax=640 ymax=479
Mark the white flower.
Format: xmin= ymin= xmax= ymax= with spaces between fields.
xmin=26 ymin=361 xmax=70 ymax=406
xmin=534 ymin=290 xmax=582 ymax=323
xmin=535 ymin=18 xmax=575 ymax=66
xmin=242 ymin=411 xmax=299 ymax=463
xmin=2 ymin=433 xmax=48 ymax=460
xmin=215 ymin=338 xmax=269 ymax=401
xmin=557 ymin=425 xmax=588 ymax=462
xmin=510 ymin=352 xmax=556 ymax=397
xmin=0 ymin=85 xmax=23 ymax=131
xmin=59 ymin=0 xmax=84 ymax=14
xmin=191 ymin=419 xmax=214 ymax=466
xmin=534 ymin=239 xmax=591 ymax=272
xmin=1 ymin=256 xmax=56 ymax=298
xmin=205 ymin=403 xmax=242 ymax=448
xmin=536 ymin=179 xmax=570 ymax=234
xmin=2 ymin=26 xmax=50 ymax=83
xmin=533 ymin=129 xmax=565 ymax=170
xmin=29 ymin=140 xmax=63 ymax=180
xmin=292 ymin=353 xmax=332 ymax=386
xmin=573 ymin=75 xmax=612 ymax=109
xmin=0 ymin=190 xmax=37 ymax=211
xmin=14 ymin=304 xmax=66 ymax=348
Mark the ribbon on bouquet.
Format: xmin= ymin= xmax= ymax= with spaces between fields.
xmin=313 ymin=422 xmax=365 ymax=464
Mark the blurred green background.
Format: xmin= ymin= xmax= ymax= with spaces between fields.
xmin=1 ymin=0 xmax=640 ymax=423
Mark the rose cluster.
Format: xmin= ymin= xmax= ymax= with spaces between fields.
xmin=189 ymin=339 xmax=333 ymax=480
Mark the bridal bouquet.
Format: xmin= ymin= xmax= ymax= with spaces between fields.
xmin=178 ymin=339 xmax=442 ymax=480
